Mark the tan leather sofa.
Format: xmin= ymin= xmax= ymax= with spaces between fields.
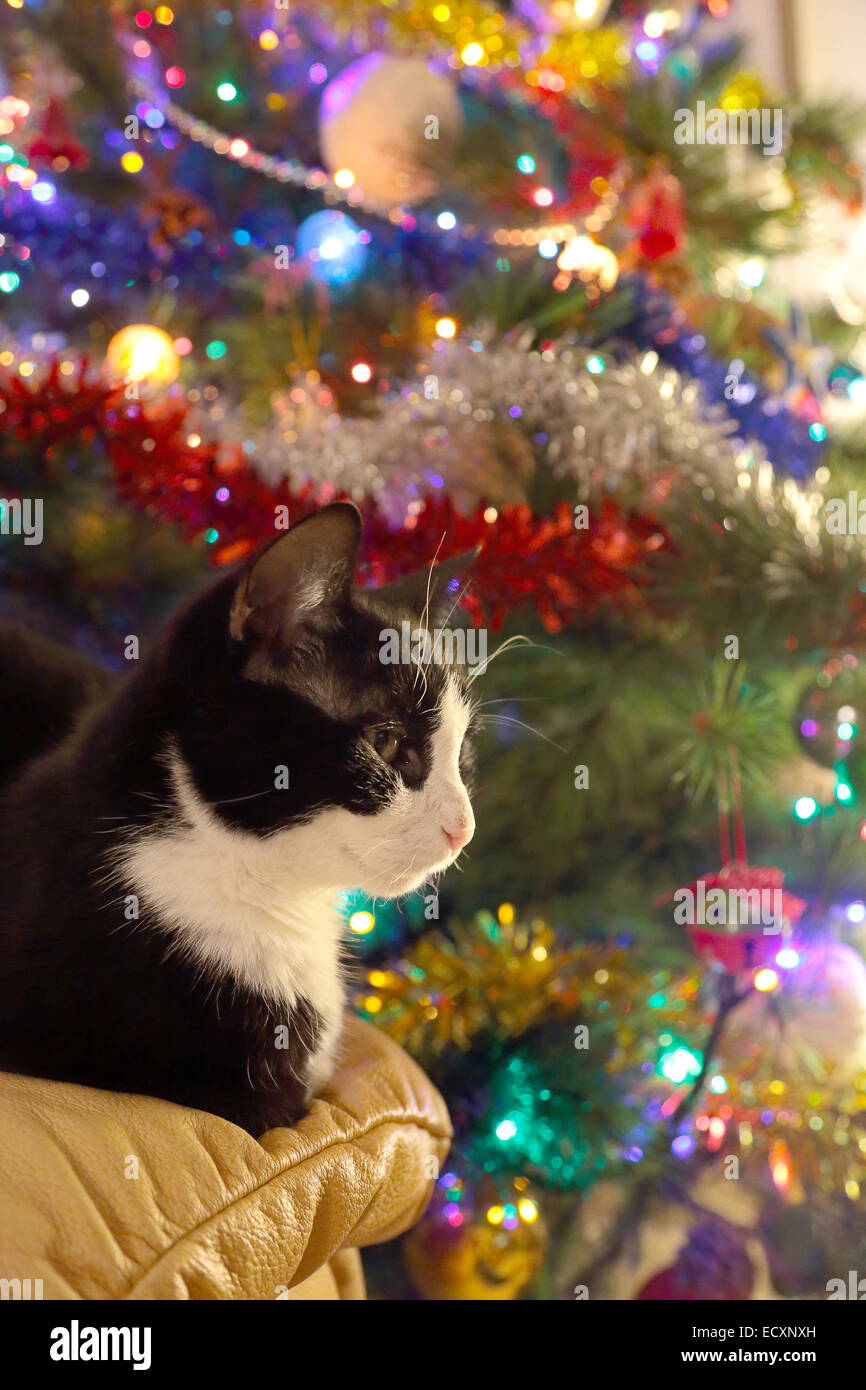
xmin=0 ymin=1015 xmax=451 ymax=1299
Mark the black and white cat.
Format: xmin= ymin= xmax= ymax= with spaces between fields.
xmin=0 ymin=503 xmax=478 ymax=1135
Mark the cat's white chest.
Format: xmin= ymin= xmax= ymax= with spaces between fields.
xmin=117 ymin=758 xmax=347 ymax=1091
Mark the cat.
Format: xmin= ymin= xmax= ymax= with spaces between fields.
xmin=0 ymin=502 xmax=478 ymax=1135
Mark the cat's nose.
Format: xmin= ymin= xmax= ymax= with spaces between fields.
xmin=442 ymin=821 xmax=474 ymax=852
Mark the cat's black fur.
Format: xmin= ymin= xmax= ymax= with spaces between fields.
xmin=0 ymin=620 xmax=115 ymax=789
xmin=0 ymin=504 xmax=476 ymax=1135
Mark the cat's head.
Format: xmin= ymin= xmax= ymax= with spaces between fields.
xmin=166 ymin=503 xmax=479 ymax=899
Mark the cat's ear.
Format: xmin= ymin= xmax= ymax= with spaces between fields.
xmin=369 ymin=546 xmax=481 ymax=626
xmin=229 ymin=502 xmax=362 ymax=644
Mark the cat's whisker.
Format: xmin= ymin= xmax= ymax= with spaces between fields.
xmin=420 ymin=532 xmax=447 ymax=638
xmin=209 ymin=788 xmax=278 ymax=808
xmin=477 ymin=712 xmax=566 ymax=752
xmin=474 ymin=696 xmax=549 ymax=708
xmin=466 ymin=633 xmax=535 ymax=684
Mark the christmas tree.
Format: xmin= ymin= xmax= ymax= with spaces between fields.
xmin=3 ymin=0 xmax=866 ymax=1301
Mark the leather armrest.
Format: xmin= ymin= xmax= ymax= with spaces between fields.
xmin=0 ymin=1014 xmax=451 ymax=1299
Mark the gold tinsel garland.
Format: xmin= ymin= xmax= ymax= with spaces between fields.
xmin=528 ymin=27 xmax=632 ymax=94
xmin=291 ymin=0 xmax=526 ymax=70
xmin=356 ymin=909 xmax=866 ymax=1198
xmin=353 ymin=909 xmax=702 ymax=1059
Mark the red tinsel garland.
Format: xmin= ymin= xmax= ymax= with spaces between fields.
xmin=0 ymin=365 xmax=668 ymax=631
xmin=362 ymin=495 xmax=667 ymax=632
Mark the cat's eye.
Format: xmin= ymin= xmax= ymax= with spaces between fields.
xmin=365 ymin=727 xmax=401 ymax=764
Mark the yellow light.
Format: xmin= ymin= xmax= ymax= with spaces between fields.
xmin=461 ymin=43 xmax=485 ymax=66
xmin=845 ymin=1179 xmax=861 ymax=1200
xmin=574 ymin=0 xmax=601 ymax=18
xmin=644 ymin=11 xmax=667 ymax=38
xmin=364 ymin=995 xmax=382 ymax=1013
xmin=266 ymin=93 xmax=286 ymax=110
xmin=483 ymin=506 xmax=498 ymax=523
xmin=351 ymin=361 xmax=372 ymax=383
xmin=121 ymin=151 xmax=144 ymax=174
xmin=349 ymin=910 xmax=375 ymax=935
xmin=754 ymin=968 xmax=778 ymax=992
xmin=486 ymin=1205 xmax=504 ymax=1225
xmin=518 ymin=1199 xmax=538 ymax=1223
xmin=771 ymin=1158 xmax=790 ymax=1190
xmin=155 ymin=6 xmax=174 ymax=23
xmin=334 ymin=167 xmax=355 ymax=188
xmin=259 ymin=28 xmax=279 ymax=50
xmin=432 ymin=3 xmax=451 ymax=18
xmin=0 ymin=351 xmax=13 ymax=366
xmin=6 ymin=1 xmax=24 ymax=9
xmin=594 ymin=969 xmax=609 ymax=984
xmin=105 ymin=324 xmax=180 ymax=387
xmin=19 ymin=361 xmax=34 ymax=376
xmin=557 ymin=236 xmax=619 ymax=290
xmin=531 ymin=945 xmax=548 ymax=961
xmin=435 ymin=317 xmax=456 ymax=339
xmin=497 ymin=902 xmax=515 ymax=926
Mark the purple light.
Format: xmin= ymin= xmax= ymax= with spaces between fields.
xmin=509 ymin=405 xmax=522 ymax=418
xmin=321 ymin=53 xmax=382 ymax=119
xmin=846 ymin=901 xmax=866 ymax=924
xmin=309 ymin=63 xmax=328 ymax=84
xmin=672 ymin=1135 xmax=695 ymax=1158
xmin=215 ymin=487 xmax=230 ymax=503
xmin=800 ymin=719 xmax=819 ymax=737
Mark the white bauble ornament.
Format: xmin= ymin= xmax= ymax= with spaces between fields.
xmin=721 ymin=940 xmax=866 ymax=1085
xmin=318 ymin=54 xmax=462 ymax=213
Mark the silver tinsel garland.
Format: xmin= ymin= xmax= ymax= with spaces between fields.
xmin=230 ymin=338 xmax=771 ymax=516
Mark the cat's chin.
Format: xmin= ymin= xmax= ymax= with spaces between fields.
xmin=342 ymin=850 xmax=454 ymax=901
